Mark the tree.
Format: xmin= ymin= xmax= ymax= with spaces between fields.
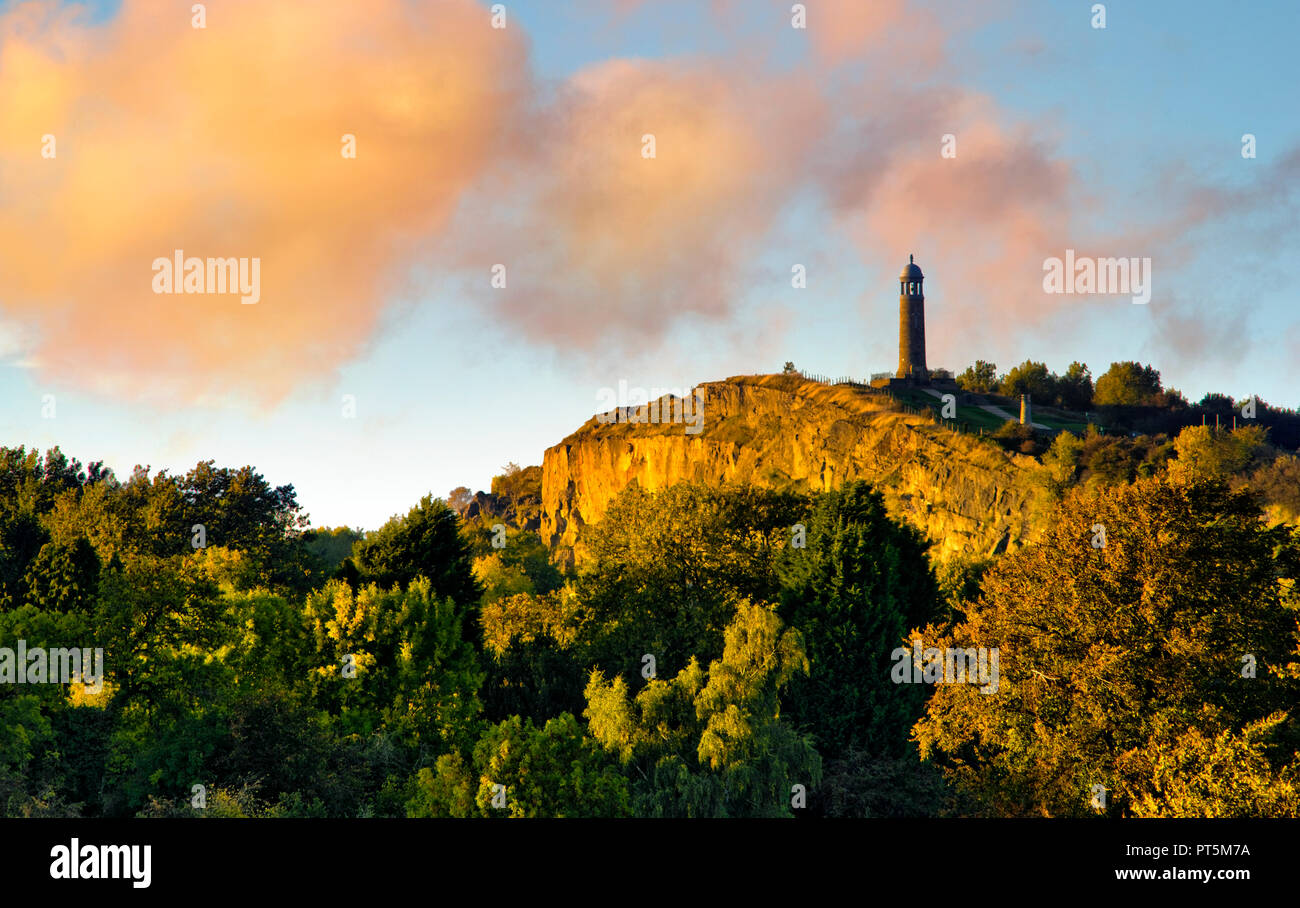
xmin=1035 ymin=431 xmax=1084 ymax=501
xmin=303 ymin=578 xmax=485 ymax=754
xmin=302 ymin=526 xmax=363 ymax=577
xmin=21 ymin=538 xmax=101 ymax=613
xmin=478 ymin=589 xmax=587 ymax=723
xmin=576 ymin=483 xmax=804 ymax=680
xmin=1246 ymin=454 xmax=1300 ymax=522
xmin=816 ymin=748 xmax=959 ymax=817
xmin=775 ymin=481 xmax=940 ymax=759
xmin=955 ymin=360 xmax=997 ymax=394
xmin=584 ymin=600 xmax=821 ymax=817
xmin=472 ymin=528 xmax=562 ymax=605
xmin=407 ymin=713 xmax=630 ymax=818
xmin=96 ymin=553 xmax=227 ymax=717
xmin=1166 ymin=424 xmax=1268 ymax=484
xmin=446 ymin=487 xmax=473 ymax=514
xmin=0 ymin=446 xmax=93 ymax=515
xmin=0 ymin=510 xmax=51 ymax=611
xmin=352 ymin=495 xmax=479 ymax=607
xmin=1093 ymin=361 xmax=1163 ymax=407
xmin=487 ymin=465 xmax=544 ymax=531
xmin=998 ymin=360 xmax=1054 ymax=402
xmin=1075 ymin=429 xmax=1174 ymax=487
xmin=1124 ymin=711 xmax=1300 ymax=817
xmin=1057 ymin=362 xmax=1094 ymax=411
xmin=992 ymin=420 xmax=1043 ymax=456
xmin=912 ymin=476 xmax=1300 ymax=817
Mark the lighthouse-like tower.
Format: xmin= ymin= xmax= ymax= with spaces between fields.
xmin=898 ymin=254 xmax=927 ymax=382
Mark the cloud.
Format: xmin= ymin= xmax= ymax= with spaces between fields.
xmin=2 ymin=0 xmax=1292 ymax=410
xmin=434 ymin=58 xmax=827 ymax=352
xmin=799 ymin=0 xmax=910 ymax=67
xmin=0 ymin=0 xmax=528 ymax=405
xmin=815 ymin=86 xmax=1084 ymax=365
xmin=1133 ymin=148 xmax=1300 ymax=395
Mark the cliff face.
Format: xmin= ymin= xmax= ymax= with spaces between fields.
xmin=541 ymin=374 xmax=1039 ymax=564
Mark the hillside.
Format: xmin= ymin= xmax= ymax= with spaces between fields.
xmin=541 ymin=374 xmax=1040 ymax=565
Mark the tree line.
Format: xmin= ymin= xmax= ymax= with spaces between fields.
xmin=2 ymin=433 xmax=1298 ymax=817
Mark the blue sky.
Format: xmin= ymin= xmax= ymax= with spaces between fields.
xmin=0 ymin=0 xmax=1296 ymax=531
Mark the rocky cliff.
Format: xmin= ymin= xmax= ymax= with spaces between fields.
xmin=541 ymin=374 xmax=1040 ymax=564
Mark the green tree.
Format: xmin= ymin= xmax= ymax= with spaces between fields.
xmin=0 ymin=510 xmax=51 ymax=611
xmin=478 ymin=589 xmax=587 ymax=723
xmin=302 ymin=526 xmax=363 ymax=577
xmin=408 ymin=712 xmax=630 ymax=818
xmin=471 ymin=464 xmax=544 ymax=533
xmin=775 ymin=482 xmax=940 ymax=759
xmin=999 ymin=360 xmax=1055 ymax=402
xmin=1057 ymin=361 xmax=1094 ymax=411
xmin=304 ymin=578 xmax=485 ymax=755
xmin=352 ymin=495 xmax=479 ymax=608
xmin=1093 ymin=361 xmax=1163 ymax=407
xmin=22 ymin=539 xmax=101 ymax=613
xmin=584 ymin=600 xmax=821 ymax=817
xmin=577 ymin=483 xmax=804 ymax=680
xmin=1036 ymin=431 xmax=1084 ymax=500
xmin=472 ymin=528 xmax=562 ymax=605
xmin=955 ymin=360 xmax=998 ymax=394
xmin=96 ymin=554 xmax=227 ymax=717
xmin=406 ymin=752 xmax=477 ymax=818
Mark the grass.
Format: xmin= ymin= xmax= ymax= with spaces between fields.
xmin=883 ymin=386 xmax=1010 ymax=433
xmin=881 ymin=385 xmax=1108 ymax=438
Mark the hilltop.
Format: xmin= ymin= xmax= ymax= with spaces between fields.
xmin=539 ymin=373 xmax=1040 ymax=566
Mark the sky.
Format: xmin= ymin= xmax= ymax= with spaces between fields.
xmin=0 ymin=0 xmax=1297 ymax=531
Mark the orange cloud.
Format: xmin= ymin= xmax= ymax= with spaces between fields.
xmin=0 ymin=0 xmax=527 ymax=404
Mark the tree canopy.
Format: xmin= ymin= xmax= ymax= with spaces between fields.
xmin=913 ymin=476 xmax=1300 ymax=817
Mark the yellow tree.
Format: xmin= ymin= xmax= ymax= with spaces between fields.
xmin=913 ymin=476 xmax=1300 ymax=817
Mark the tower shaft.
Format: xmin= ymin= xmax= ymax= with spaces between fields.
xmin=898 ymin=288 xmax=926 ymax=380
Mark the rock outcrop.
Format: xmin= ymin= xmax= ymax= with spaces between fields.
xmin=541 ymin=374 xmax=1039 ymax=565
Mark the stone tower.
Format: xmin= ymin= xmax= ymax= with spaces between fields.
xmin=898 ymin=254 xmax=927 ymax=381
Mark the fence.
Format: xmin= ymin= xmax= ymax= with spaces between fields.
xmin=796 ymin=371 xmax=872 ymax=387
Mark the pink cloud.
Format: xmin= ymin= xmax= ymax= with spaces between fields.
xmin=435 ymin=58 xmax=828 ymax=352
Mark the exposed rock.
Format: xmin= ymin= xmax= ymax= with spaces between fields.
xmin=540 ymin=374 xmax=1039 ymax=565
xmin=464 ymin=488 xmax=542 ymax=533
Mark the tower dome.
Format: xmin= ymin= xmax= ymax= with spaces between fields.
xmin=900 ymin=253 xmax=923 ymax=282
